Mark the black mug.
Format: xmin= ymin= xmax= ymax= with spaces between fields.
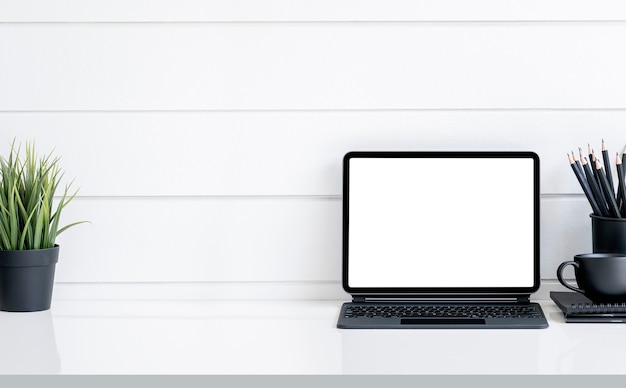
xmin=557 ymin=253 xmax=626 ymax=303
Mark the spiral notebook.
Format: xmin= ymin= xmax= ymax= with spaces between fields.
xmin=550 ymin=291 xmax=626 ymax=323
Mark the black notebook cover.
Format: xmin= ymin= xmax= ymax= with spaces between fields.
xmin=550 ymin=291 xmax=626 ymax=323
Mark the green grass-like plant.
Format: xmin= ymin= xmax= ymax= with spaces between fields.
xmin=0 ymin=140 xmax=86 ymax=250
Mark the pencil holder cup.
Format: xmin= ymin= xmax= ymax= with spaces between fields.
xmin=591 ymin=214 xmax=626 ymax=253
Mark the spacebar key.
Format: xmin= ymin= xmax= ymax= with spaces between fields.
xmin=401 ymin=318 xmax=486 ymax=325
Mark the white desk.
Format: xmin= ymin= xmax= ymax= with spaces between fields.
xmin=1 ymin=296 xmax=625 ymax=375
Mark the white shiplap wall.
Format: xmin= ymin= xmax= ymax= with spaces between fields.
xmin=1 ymin=1 xmax=626 ymax=299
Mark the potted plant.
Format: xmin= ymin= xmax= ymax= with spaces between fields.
xmin=0 ymin=140 xmax=85 ymax=312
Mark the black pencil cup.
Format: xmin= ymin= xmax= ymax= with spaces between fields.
xmin=591 ymin=214 xmax=626 ymax=253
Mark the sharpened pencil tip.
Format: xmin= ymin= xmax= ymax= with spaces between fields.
xmin=596 ymin=159 xmax=603 ymax=169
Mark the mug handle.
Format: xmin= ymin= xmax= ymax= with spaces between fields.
xmin=557 ymin=261 xmax=585 ymax=294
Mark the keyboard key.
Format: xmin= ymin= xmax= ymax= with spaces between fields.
xmin=343 ymin=304 xmax=542 ymax=319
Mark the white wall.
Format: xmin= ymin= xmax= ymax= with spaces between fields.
xmin=1 ymin=1 xmax=625 ymax=298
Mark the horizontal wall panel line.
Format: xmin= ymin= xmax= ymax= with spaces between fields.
xmin=59 ymin=194 xmax=584 ymax=200
xmin=56 ymin=280 xmax=341 ymax=285
xmin=64 ymin=195 xmax=343 ymax=201
xmin=5 ymin=108 xmax=626 ymax=114
xmin=4 ymin=0 xmax=626 ymax=23
xmin=6 ymin=21 xmax=626 ymax=26
xmin=541 ymin=194 xmax=587 ymax=198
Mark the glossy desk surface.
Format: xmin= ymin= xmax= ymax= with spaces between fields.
xmin=1 ymin=296 xmax=625 ymax=375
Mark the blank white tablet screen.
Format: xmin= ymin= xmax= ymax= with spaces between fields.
xmin=347 ymin=157 xmax=535 ymax=288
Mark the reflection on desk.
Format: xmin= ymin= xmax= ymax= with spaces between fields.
xmin=0 ymin=311 xmax=61 ymax=374
xmin=0 ymin=299 xmax=625 ymax=374
xmin=341 ymin=329 xmax=544 ymax=374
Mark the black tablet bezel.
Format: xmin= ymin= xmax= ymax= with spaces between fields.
xmin=342 ymin=151 xmax=541 ymax=296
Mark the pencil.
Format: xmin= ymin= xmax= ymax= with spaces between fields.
xmin=602 ymin=139 xmax=616 ymax=194
xmin=595 ymin=159 xmax=621 ymax=218
xmin=589 ymin=144 xmax=597 ymax=188
xmin=591 ymin=150 xmax=607 ymax=204
xmin=570 ymin=154 xmax=603 ymax=216
xmin=617 ymin=154 xmax=626 ymax=217
xmin=622 ymin=145 xmax=626 ymax=179
xmin=581 ymin=152 xmax=609 ymax=217
xmin=572 ymin=150 xmax=583 ymax=176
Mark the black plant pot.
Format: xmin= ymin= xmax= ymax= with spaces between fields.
xmin=0 ymin=245 xmax=59 ymax=312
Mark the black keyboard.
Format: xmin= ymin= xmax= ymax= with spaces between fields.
xmin=343 ymin=303 xmax=543 ymax=319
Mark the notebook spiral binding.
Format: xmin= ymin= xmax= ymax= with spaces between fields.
xmin=569 ymin=302 xmax=626 ymax=314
